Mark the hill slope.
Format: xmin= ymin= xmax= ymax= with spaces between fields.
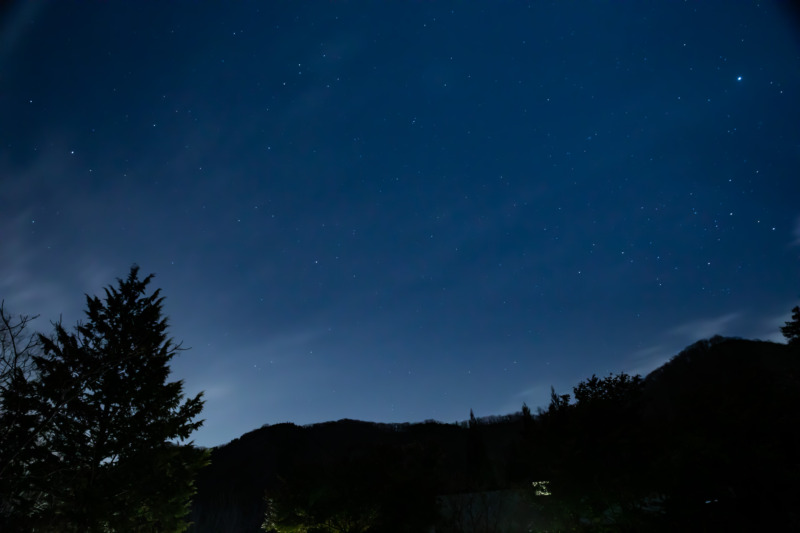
xmin=189 ymin=337 xmax=800 ymax=532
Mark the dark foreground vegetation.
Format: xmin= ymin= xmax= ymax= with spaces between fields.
xmin=191 ymin=335 xmax=800 ymax=532
xmin=2 ymin=266 xmax=799 ymax=531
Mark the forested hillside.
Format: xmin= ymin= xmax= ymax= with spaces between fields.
xmin=189 ymin=337 xmax=800 ymax=532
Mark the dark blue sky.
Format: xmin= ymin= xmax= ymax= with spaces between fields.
xmin=2 ymin=1 xmax=799 ymax=447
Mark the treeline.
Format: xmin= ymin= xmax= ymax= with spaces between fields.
xmin=191 ymin=334 xmax=800 ymax=532
xmin=3 ymin=268 xmax=800 ymax=532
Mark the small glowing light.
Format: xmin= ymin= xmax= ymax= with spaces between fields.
xmin=737 ymin=76 xmax=742 ymax=81
xmin=532 ymin=481 xmax=551 ymax=496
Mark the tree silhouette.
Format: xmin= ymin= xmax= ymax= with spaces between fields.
xmin=532 ymin=373 xmax=653 ymax=530
xmin=191 ymin=339 xmax=800 ymax=532
xmin=520 ymin=402 xmax=533 ymax=436
xmin=781 ymin=305 xmax=800 ymax=345
xmin=546 ymin=386 xmax=570 ymax=416
xmin=0 ymin=302 xmax=39 ymax=392
xmin=0 ymin=303 xmax=43 ymax=525
xmin=572 ymin=372 xmax=642 ymax=407
xmin=5 ymin=266 xmax=208 ymax=531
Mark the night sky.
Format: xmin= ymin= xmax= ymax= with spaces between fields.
xmin=2 ymin=1 xmax=799 ymax=448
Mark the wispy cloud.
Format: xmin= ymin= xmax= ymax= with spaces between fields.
xmin=504 ymin=382 xmax=554 ymax=414
xmin=0 ymin=136 xmax=117 ymax=325
xmin=756 ymin=311 xmax=792 ymax=343
xmin=668 ymin=312 xmax=741 ymax=341
xmin=0 ymin=211 xmax=67 ymax=321
xmin=0 ymin=218 xmax=117 ymax=328
xmin=624 ymin=312 xmax=743 ymax=377
xmin=516 ymin=384 xmax=551 ymax=398
xmin=627 ymin=344 xmax=675 ymax=377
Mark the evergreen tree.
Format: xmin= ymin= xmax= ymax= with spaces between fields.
xmin=520 ymin=402 xmax=531 ymax=420
xmin=21 ymin=266 xmax=208 ymax=531
xmin=781 ymin=305 xmax=800 ymax=345
xmin=572 ymin=372 xmax=643 ymax=407
xmin=520 ymin=402 xmax=532 ymax=433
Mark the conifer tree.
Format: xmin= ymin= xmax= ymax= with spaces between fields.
xmin=780 ymin=305 xmax=800 ymax=346
xmin=23 ymin=266 xmax=208 ymax=532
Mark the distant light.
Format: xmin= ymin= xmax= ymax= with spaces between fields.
xmin=737 ymin=76 xmax=742 ymax=81
xmin=532 ymin=481 xmax=551 ymax=496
